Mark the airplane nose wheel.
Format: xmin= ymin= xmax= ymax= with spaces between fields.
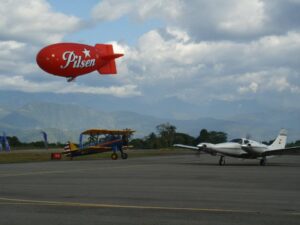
xmin=260 ymin=157 xmax=266 ymax=166
xmin=219 ymin=156 xmax=225 ymax=166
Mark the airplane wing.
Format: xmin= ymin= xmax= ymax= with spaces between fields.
xmin=173 ymin=144 xmax=199 ymax=151
xmin=262 ymin=146 xmax=300 ymax=156
xmin=173 ymin=144 xmax=220 ymax=156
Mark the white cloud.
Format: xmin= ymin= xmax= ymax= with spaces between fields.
xmin=92 ymin=0 xmax=132 ymax=21
xmin=0 ymin=40 xmax=38 ymax=76
xmin=92 ymin=0 xmax=182 ymax=21
xmin=236 ymin=69 xmax=300 ymax=95
xmin=111 ymin=27 xmax=300 ymax=104
xmin=58 ymin=83 xmax=142 ymax=97
xmin=0 ymin=0 xmax=82 ymax=44
xmin=239 ymin=82 xmax=259 ymax=94
xmin=0 ymin=75 xmax=141 ymax=97
xmin=219 ymin=0 xmax=266 ymax=34
xmin=92 ymin=0 xmax=300 ymax=42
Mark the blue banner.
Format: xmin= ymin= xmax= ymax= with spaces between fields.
xmin=41 ymin=131 xmax=48 ymax=149
xmin=3 ymin=132 xmax=10 ymax=152
xmin=0 ymin=136 xmax=2 ymax=152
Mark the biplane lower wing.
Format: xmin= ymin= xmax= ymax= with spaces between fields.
xmin=63 ymin=145 xmax=111 ymax=157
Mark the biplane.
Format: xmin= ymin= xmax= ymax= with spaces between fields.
xmin=63 ymin=129 xmax=135 ymax=160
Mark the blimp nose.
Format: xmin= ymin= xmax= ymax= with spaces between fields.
xmin=36 ymin=50 xmax=45 ymax=69
xmin=36 ymin=48 xmax=48 ymax=70
xmin=36 ymin=47 xmax=59 ymax=74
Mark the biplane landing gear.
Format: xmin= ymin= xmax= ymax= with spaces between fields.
xmin=121 ymin=153 xmax=128 ymax=159
xmin=111 ymin=153 xmax=118 ymax=160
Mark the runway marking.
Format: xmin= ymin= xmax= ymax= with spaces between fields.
xmin=0 ymin=164 xmax=144 ymax=178
xmin=0 ymin=197 xmax=257 ymax=214
xmin=0 ymin=197 xmax=298 ymax=216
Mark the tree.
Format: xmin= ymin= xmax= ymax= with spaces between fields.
xmin=195 ymin=129 xmax=209 ymax=143
xmin=156 ymin=123 xmax=177 ymax=147
xmin=209 ymin=131 xmax=227 ymax=144
xmin=195 ymin=129 xmax=227 ymax=144
xmin=130 ymin=138 xmax=145 ymax=149
xmin=174 ymin=133 xmax=195 ymax=145
xmin=7 ymin=136 xmax=21 ymax=147
xmin=144 ymin=132 xmax=160 ymax=148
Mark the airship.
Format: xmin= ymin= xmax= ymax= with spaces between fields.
xmin=36 ymin=43 xmax=123 ymax=81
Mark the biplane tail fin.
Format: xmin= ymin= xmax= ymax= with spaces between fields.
xmin=69 ymin=142 xmax=78 ymax=151
xmin=95 ymin=44 xmax=123 ymax=75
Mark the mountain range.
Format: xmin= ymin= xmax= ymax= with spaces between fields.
xmin=0 ymin=102 xmax=299 ymax=143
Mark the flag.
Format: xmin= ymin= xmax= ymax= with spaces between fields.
xmin=41 ymin=131 xmax=48 ymax=149
xmin=3 ymin=132 xmax=10 ymax=152
xmin=0 ymin=136 xmax=2 ymax=152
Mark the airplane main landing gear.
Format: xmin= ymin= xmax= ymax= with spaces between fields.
xmin=111 ymin=153 xmax=118 ymax=160
xmin=260 ymin=157 xmax=266 ymax=166
xmin=121 ymin=153 xmax=128 ymax=159
xmin=111 ymin=150 xmax=128 ymax=160
xmin=219 ymin=156 xmax=225 ymax=166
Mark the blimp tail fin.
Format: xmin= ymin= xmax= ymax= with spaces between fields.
xmin=95 ymin=44 xmax=123 ymax=75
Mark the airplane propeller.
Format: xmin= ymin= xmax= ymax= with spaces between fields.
xmin=195 ymin=144 xmax=207 ymax=156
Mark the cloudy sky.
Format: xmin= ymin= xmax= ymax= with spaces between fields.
xmin=0 ymin=0 xmax=300 ymax=119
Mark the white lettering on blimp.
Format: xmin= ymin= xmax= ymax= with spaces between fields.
xmin=60 ymin=51 xmax=95 ymax=69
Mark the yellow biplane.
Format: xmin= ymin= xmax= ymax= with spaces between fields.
xmin=63 ymin=129 xmax=135 ymax=160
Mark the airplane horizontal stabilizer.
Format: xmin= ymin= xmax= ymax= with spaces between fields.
xmin=262 ymin=146 xmax=300 ymax=156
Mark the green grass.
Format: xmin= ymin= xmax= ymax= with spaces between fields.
xmin=0 ymin=148 xmax=192 ymax=164
xmin=0 ymin=149 xmax=62 ymax=164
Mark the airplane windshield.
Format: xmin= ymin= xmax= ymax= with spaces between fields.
xmin=230 ymin=139 xmax=243 ymax=144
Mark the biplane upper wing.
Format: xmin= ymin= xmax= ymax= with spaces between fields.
xmin=81 ymin=129 xmax=135 ymax=135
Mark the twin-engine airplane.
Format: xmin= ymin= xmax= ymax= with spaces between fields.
xmin=36 ymin=43 xmax=123 ymax=82
xmin=174 ymin=129 xmax=300 ymax=166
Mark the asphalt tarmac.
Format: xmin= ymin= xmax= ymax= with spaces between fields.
xmin=0 ymin=153 xmax=299 ymax=225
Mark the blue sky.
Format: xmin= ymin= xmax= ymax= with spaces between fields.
xmin=48 ymin=0 xmax=163 ymax=45
xmin=0 ymin=0 xmax=299 ymax=120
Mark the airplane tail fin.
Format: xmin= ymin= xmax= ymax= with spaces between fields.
xmin=268 ymin=129 xmax=287 ymax=150
xmin=95 ymin=44 xmax=123 ymax=75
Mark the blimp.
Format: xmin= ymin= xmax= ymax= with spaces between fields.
xmin=36 ymin=43 xmax=123 ymax=82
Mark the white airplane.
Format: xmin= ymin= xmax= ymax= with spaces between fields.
xmin=174 ymin=129 xmax=300 ymax=166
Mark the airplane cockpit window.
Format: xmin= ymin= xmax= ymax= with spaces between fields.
xmin=244 ymin=140 xmax=249 ymax=144
xmin=230 ymin=139 xmax=243 ymax=144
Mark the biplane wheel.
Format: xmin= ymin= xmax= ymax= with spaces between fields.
xmin=111 ymin=153 xmax=118 ymax=160
xmin=121 ymin=153 xmax=128 ymax=159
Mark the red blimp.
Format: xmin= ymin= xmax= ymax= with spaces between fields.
xmin=36 ymin=43 xmax=123 ymax=81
